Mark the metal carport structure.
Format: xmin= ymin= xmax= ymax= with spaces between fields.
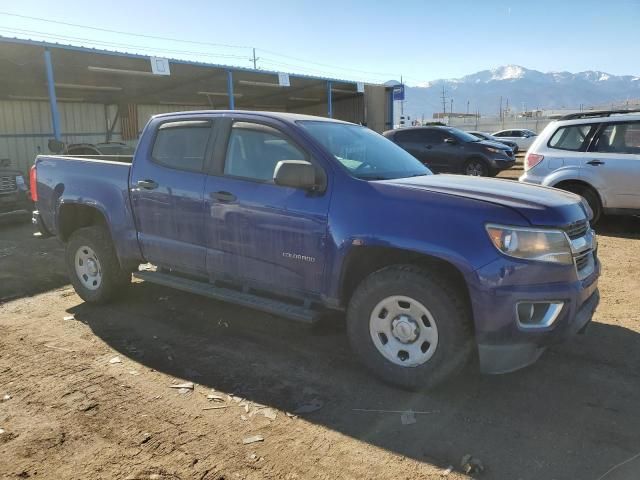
xmin=0 ymin=36 xmax=393 ymax=173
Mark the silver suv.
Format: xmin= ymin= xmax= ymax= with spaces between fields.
xmin=520 ymin=110 xmax=640 ymax=224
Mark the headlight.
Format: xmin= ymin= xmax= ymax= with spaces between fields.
xmin=485 ymin=146 xmax=502 ymax=154
xmin=15 ymin=175 xmax=25 ymax=186
xmin=486 ymin=224 xmax=572 ymax=265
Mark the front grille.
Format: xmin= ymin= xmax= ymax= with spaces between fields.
xmin=564 ymin=219 xmax=588 ymax=239
xmin=575 ymin=252 xmax=591 ymax=271
xmin=0 ymin=175 xmax=17 ymax=193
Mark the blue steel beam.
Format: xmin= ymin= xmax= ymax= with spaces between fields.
xmin=43 ymin=48 xmax=62 ymax=141
xmin=227 ymin=70 xmax=235 ymax=110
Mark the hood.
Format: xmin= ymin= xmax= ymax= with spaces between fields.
xmin=380 ymin=174 xmax=588 ymax=226
xmin=477 ymin=140 xmax=511 ymax=150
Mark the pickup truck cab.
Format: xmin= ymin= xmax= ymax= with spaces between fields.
xmin=31 ymin=111 xmax=600 ymax=389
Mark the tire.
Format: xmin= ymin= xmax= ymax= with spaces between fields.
xmin=65 ymin=225 xmax=130 ymax=303
xmin=346 ymin=265 xmax=473 ymax=390
xmin=464 ymin=158 xmax=489 ymax=176
xmin=562 ymin=184 xmax=602 ymax=226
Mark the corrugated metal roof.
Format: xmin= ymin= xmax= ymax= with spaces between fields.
xmin=0 ymin=35 xmax=374 ymax=85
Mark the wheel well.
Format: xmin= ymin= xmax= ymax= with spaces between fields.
xmin=340 ymin=246 xmax=471 ymax=310
xmin=553 ymin=180 xmax=601 ymax=205
xmin=58 ymin=204 xmax=108 ymax=241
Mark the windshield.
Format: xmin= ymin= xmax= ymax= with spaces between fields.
xmin=299 ymin=121 xmax=431 ymax=180
xmin=449 ymin=128 xmax=482 ymax=143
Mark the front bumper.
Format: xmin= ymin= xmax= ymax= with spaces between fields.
xmin=470 ymin=255 xmax=600 ymax=374
xmin=488 ymin=157 xmax=516 ymax=171
xmin=0 ymin=192 xmax=32 ymax=219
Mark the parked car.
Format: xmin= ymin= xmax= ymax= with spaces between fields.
xmin=66 ymin=142 xmax=135 ymax=156
xmin=31 ymin=111 xmax=599 ymax=390
xmin=520 ymin=110 xmax=640 ymax=224
xmin=467 ymin=131 xmax=519 ymax=154
xmin=492 ymin=129 xmax=538 ymax=151
xmin=0 ymin=158 xmax=32 ymax=222
xmin=383 ymin=126 xmax=515 ymax=176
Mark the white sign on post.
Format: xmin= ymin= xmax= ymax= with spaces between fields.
xmin=150 ymin=57 xmax=171 ymax=76
xmin=278 ymin=72 xmax=290 ymax=87
xmin=357 ymin=82 xmax=365 ymax=93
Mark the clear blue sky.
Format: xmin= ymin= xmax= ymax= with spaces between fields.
xmin=0 ymin=0 xmax=638 ymax=84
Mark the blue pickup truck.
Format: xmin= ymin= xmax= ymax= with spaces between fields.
xmin=31 ymin=111 xmax=600 ymax=389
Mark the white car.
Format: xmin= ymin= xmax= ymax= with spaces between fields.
xmin=492 ymin=129 xmax=538 ymax=151
xmin=519 ymin=110 xmax=640 ymax=224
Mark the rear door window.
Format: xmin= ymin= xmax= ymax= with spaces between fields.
xmin=593 ymin=122 xmax=640 ymax=154
xmin=548 ymin=124 xmax=596 ymax=151
xmin=152 ymin=120 xmax=212 ymax=172
xmin=394 ymin=130 xmax=425 ymax=144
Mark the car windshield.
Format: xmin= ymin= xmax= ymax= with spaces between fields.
xmin=449 ymin=128 xmax=481 ymax=142
xmin=298 ymin=121 xmax=431 ymax=180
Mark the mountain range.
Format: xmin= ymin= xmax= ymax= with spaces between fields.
xmin=401 ymin=65 xmax=640 ymax=120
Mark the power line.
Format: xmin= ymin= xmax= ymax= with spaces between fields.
xmin=0 ymin=11 xmax=251 ymax=49
xmin=0 ymin=11 xmax=405 ymax=82
xmin=0 ymin=27 xmax=249 ymax=60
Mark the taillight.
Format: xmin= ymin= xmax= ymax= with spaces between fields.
xmin=29 ymin=165 xmax=38 ymax=202
xmin=524 ymin=153 xmax=544 ymax=171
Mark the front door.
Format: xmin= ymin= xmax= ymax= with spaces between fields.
xmin=204 ymin=118 xmax=330 ymax=296
xmin=130 ymin=118 xmax=215 ymax=275
xmin=587 ymin=121 xmax=640 ymax=209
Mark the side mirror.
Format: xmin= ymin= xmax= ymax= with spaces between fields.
xmin=444 ymin=137 xmax=457 ymax=144
xmin=274 ymin=160 xmax=317 ymax=190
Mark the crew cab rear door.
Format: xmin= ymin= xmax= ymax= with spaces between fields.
xmin=129 ymin=118 xmax=216 ymax=275
xmin=204 ymin=116 xmax=330 ymax=296
xmin=586 ymin=120 xmax=640 ymax=209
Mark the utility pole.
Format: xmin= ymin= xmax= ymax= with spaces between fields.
xmin=466 ymin=100 xmax=470 ymax=115
xmin=505 ymin=98 xmax=509 ymax=117
xmin=250 ymin=48 xmax=260 ymax=69
xmin=450 ymin=98 xmax=454 ymax=117
xmin=441 ymin=85 xmax=447 ymax=119
xmin=499 ymin=96 xmax=503 ymax=127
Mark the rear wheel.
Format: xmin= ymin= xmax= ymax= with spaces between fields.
xmin=65 ymin=225 xmax=130 ymax=303
xmin=464 ymin=158 xmax=489 ymax=176
xmin=346 ymin=265 xmax=473 ymax=390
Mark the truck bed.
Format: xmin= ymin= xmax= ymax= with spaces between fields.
xmin=34 ymin=154 xmax=139 ymax=264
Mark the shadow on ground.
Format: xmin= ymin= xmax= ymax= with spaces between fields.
xmin=69 ymin=280 xmax=640 ymax=480
xmin=596 ymin=215 xmax=640 ymax=240
xmin=0 ymin=220 xmax=67 ymax=301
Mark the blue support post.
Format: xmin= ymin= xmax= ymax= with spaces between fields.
xmin=327 ymin=81 xmax=333 ymax=118
xmin=227 ymin=70 xmax=235 ymax=110
xmin=43 ymin=48 xmax=61 ymax=141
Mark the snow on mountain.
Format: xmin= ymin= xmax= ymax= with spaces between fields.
xmin=402 ymin=65 xmax=640 ymax=118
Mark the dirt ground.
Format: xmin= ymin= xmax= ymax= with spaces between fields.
xmin=1 ymin=212 xmax=640 ymax=480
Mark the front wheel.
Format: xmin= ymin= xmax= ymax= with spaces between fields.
xmin=561 ymin=184 xmax=602 ymax=226
xmin=65 ymin=225 xmax=130 ymax=303
xmin=346 ymin=266 xmax=473 ymax=390
xmin=464 ymin=158 xmax=489 ymax=176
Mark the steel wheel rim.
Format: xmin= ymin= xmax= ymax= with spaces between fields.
xmin=74 ymin=245 xmax=102 ymax=291
xmin=466 ymin=162 xmax=484 ymax=176
xmin=369 ymin=295 xmax=439 ymax=367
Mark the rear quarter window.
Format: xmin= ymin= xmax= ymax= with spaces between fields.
xmin=547 ymin=124 xmax=596 ymax=151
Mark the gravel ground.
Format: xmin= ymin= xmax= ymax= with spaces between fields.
xmin=1 ymin=211 xmax=639 ymax=480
